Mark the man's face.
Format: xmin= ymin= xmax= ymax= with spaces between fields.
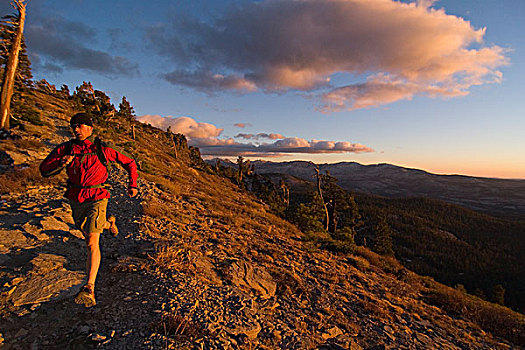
xmin=71 ymin=124 xmax=93 ymax=141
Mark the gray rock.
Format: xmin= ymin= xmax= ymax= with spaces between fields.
xmin=15 ymin=328 xmax=28 ymax=337
xmin=193 ymin=255 xmax=222 ymax=286
xmin=322 ymin=326 xmax=343 ymax=340
xmin=242 ymin=322 xmax=262 ymax=340
xmin=0 ymin=229 xmax=34 ymax=253
xmin=22 ymin=223 xmax=50 ymax=241
xmin=39 ymin=217 xmax=70 ymax=234
xmin=9 ymin=254 xmax=84 ymax=306
xmin=227 ymin=260 xmax=276 ymax=299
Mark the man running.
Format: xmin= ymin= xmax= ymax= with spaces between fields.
xmin=40 ymin=112 xmax=138 ymax=307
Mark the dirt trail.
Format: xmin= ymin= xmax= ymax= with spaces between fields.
xmin=0 ymin=167 xmax=164 ymax=349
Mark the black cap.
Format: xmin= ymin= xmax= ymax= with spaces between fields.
xmin=70 ymin=113 xmax=93 ymax=127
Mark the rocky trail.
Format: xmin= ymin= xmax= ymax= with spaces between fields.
xmin=0 ymin=163 xmax=519 ymax=349
xmin=0 ymin=167 xmax=165 ymax=349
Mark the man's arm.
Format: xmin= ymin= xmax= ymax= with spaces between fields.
xmin=104 ymin=146 xmax=138 ymax=196
xmin=39 ymin=143 xmax=72 ymax=177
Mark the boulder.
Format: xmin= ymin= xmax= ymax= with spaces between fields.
xmin=9 ymin=253 xmax=84 ymax=306
xmin=227 ymin=260 xmax=276 ymax=299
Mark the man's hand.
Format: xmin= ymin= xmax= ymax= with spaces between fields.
xmin=128 ymin=188 xmax=138 ymax=198
xmin=60 ymin=155 xmax=74 ymax=166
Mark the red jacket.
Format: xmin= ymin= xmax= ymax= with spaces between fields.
xmin=40 ymin=137 xmax=138 ymax=203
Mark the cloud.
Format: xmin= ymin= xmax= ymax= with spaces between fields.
xmin=259 ymin=133 xmax=285 ymax=140
xmin=194 ymin=137 xmax=373 ymax=156
xmin=320 ymin=72 xmax=470 ymax=111
xmin=234 ymin=123 xmax=251 ymax=128
xmin=25 ymin=16 xmax=139 ymax=77
xmin=136 ymin=115 xmax=223 ymax=139
xmin=107 ymin=28 xmax=135 ymax=52
xmin=147 ymin=0 xmax=508 ymax=110
xmin=235 ymin=133 xmax=285 ymax=140
xmin=163 ymin=70 xmax=257 ymax=92
xmin=235 ymin=133 xmax=254 ymax=140
xmin=136 ymin=115 xmax=372 ymax=156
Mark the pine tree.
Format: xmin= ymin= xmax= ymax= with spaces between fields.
xmin=288 ymin=193 xmax=326 ymax=233
xmin=118 ymin=96 xmax=135 ymax=120
xmin=320 ymin=170 xmax=361 ymax=235
xmin=72 ymin=81 xmax=96 ymax=115
xmin=94 ymin=90 xmax=116 ymax=120
xmin=373 ymin=215 xmax=394 ymax=256
xmin=59 ymin=84 xmax=70 ymax=98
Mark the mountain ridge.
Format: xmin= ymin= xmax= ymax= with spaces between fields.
xmin=251 ymin=159 xmax=524 ymax=181
xmin=210 ymin=159 xmax=525 ymax=219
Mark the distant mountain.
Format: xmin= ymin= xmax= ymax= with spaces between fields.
xmin=246 ymin=160 xmax=525 ymax=218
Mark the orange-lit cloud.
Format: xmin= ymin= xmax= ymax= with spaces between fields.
xmin=234 ymin=123 xmax=252 ymax=128
xmin=235 ymin=133 xmax=285 ymax=140
xmin=193 ymin=137 xmax=373 ymax=156
xmin=136 ymin=115 xmax=372 ymax=156
xmin=147 ymin=0 xmax=508 ymax=110
xmin=136 ymin=115 xmax=223 ymax=139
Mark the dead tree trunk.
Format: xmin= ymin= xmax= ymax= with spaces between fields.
xmin=172 ymin=137 xmax=178 ymax=158
xmin=315 ymin=166 xmax=329 ymax=231
xmin=280 ymin=180 xmax=290 ymax=208
xmin=0 ymin=0 xmax=26 ymax=130
xmin=237 ymin=156 xmax=244 ymax=185
xmin=327 ymin=199 xmax=337 ymax=233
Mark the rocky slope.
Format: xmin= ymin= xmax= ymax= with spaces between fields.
xmin=0 ymin=95 xmax=524 ymax=349
xmin=1 ymin=164 xmax=520 ymax=349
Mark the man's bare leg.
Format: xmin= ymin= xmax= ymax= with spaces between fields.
xmin=85 ymin=231 xmax=101 ymax=287
xmin=75 ymin=231 xmax=100 ymax=307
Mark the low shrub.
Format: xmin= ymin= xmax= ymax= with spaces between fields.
xmin=424 ymin=281 xmax=525 ymax=346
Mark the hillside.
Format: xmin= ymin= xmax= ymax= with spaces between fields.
xmin=236 ymin=170 xmax=525 ymax=313
xmin=0 ymin=86 xmax=524 ymax=348
xmin=246 ymin=160 xmax=525 ymax=219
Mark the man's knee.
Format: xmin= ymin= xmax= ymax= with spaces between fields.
xmin=84 ymin=232 xmax=100 ymax=250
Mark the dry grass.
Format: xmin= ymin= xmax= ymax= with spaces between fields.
xmin=357 ymin=296 xmax=393 ymax=321
xmin=346 ymin=255 xmax=371 ymax=272
xmin=149 ymin=242 xmax=186 ymax=271
xmin=150 ymin=313 xmax=205 ymax=341
xmin=270 ymin=266 xmax=307 ymax=297
xmin=423 ymin=282 xmax=525 ymax=346
xmin=0 ymin=163 xmax=57 ymax=194
xmin=148 ymin=239 xmax=200 ymax=276
xmin=0 ymin=137 xmax=44 ymax=153
xmin=353 ymin=246 xmax=403 ymax=274
xmin=142 ymin=197 xmax=178 ymax=220
xmin=111 ymin=256 xmax=150 ymax=273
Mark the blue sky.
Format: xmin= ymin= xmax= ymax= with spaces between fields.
xmin=3 ymin=0 xmax=524 ymax=178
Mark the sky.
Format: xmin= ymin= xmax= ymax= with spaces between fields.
xmin=2 ymin=0 xmax=524 ymax=178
